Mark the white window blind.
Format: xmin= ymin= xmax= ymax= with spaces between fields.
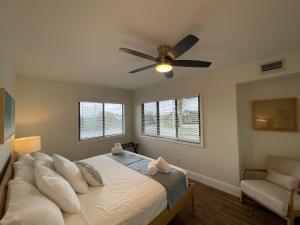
xmin=141 ymin=96 xmax=202 ymax=145
xmin=177 ymin=97 xmax=201 ymax=143
xmin=78 ymin=101 xmax=124 ymax=142
xmin=159 ymin=100 xmax=176 ymax=138
xmin=104 ymin=103 xmax=124 ymax=136
xmin=79 ymin=102 xmax=103 ymax=140
xmin=142 ymin=102 xmax=158 ymax=136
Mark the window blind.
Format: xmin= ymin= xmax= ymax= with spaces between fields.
xmin=159 ymin=100 xmax=176 ymax=138
xmin=177 ymin=97 xmax=201 ymax=143
xmin=141 ymin=96 xmax=202 ymax=145
xmin=79 ymin=102 xmax=103 ymax=140
xmin=142 ymin=102 xmax=158 ymax=136
xmin=104 ymin=103 xmax=124 ymax=136
xmin=78 ymin=101 xmax=124 ymax=141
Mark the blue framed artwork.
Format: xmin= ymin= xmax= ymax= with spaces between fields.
xmin=0 ymin=88 xmax=15 ymax=144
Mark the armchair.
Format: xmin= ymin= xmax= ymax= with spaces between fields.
xmin=240 ymin=156 xmax=300 ymax=225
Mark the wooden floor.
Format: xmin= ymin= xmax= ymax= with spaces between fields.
xmin=169 ymin=180 xmax=300 ymax=225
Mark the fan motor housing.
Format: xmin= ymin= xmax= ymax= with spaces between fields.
xmin=157 ymin=45 xmax=172 ymax=57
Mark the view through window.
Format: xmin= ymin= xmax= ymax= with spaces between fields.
xmin=141 ymin=96 xmax=202 ymax=144
xmin=78 ymin=101 xmax=124 ymax=141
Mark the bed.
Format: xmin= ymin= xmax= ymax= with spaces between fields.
xmin=0 ymin=151 xmax=194 ymax=225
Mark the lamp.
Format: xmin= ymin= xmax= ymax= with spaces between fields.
xmin=13 ymin=136 xmax=41 ymax=154
xmin=156 ymin=62 xmax=173 ymax=73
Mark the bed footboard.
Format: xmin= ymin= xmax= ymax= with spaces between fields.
xmin=149 ymin=182 xmax=194 ymax=225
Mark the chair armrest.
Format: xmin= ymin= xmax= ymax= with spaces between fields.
xmin=241 ymin=169 xmax=267 ymax=180
xmin=288 ymin=187 xmax=300 ymax=212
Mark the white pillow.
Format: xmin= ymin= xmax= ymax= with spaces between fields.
xmin=154 ymin=156 xmax=172 ymax=173
xmin=53 ymin=154 xmax=88 ymax=193
xmin=34 ymin=163 xmax=81 ymax=213
xmin=33 ymin=152 xmax=53 ymax=169
xmin=13 ymin=162 xmax=35 ymax=185
xmin=75 ymin=161 xmax=104 ymax=187
xmin=17 ymin=154 xmax=35 ymax=167
xmin=266 ymin=169 xmax=300 ymax=190
xmin=0 ymin=179 xmax=64 ymax=225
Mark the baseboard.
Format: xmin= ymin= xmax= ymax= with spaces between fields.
xmin=187 ymin=170 xmax=241 ymax=197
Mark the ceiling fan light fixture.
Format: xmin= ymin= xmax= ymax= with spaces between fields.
xmin=156 ymin=63 xmax=173 ymax=73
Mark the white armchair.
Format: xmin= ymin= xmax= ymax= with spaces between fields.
xmin=240 ymin=156 xmax=300 ymax=225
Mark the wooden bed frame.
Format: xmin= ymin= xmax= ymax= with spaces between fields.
xmin=0 ymin=153 xmax=194 ymax=225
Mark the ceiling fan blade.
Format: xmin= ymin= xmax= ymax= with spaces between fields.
xmin=172 ymin=60 xmax=211 ymax=67
xmin=164 ymin=71 xmax=174 ymax=79
xmin=129 ymin=64 xmax=156 ymax=73
xmin=168 ymin=34 xmax=199 ymax=59
xmin=119 ymin=47 xmax=157 ymax=62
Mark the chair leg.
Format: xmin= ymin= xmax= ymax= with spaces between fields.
xmin=240 ymin=191 xmax=245 ymax=204
xmin=287 ymin=216 xmax=295 ymax=225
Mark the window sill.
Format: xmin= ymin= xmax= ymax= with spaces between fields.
xmin=77 ymin=134 xmax=125 ymax=144
xmin=139 ymin=134 xmax=204 ymax=148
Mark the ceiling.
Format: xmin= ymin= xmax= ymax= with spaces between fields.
xmin=2 ymin=0 xmax=300 ymax=90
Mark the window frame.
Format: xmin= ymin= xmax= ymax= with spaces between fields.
xmin=77 ymin=99 xmax=125 ymax=143
xmin=141 ymin=95 xmax=204 ymax=147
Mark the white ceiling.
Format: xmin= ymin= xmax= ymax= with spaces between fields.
xmin=3 ymin=0 xmax=300 ymax=90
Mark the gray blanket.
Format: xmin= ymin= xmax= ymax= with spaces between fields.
xmin=107 ymin=151 xmax=187 ymax=208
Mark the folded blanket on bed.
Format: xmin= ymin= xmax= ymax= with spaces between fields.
xmin=111 ymin=143 xmax=123 ymax=155
xmin=107 ymin=151 xmax=187 ymax=208
xmin=148 ymin=161 xmax=158 ymax=175
xmin=154 ymin=157 xmax=172 ymax=173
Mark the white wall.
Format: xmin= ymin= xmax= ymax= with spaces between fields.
xmin=133 ymin=49 xmax=300 ymax=191
xmin=0 ymin=0 xmax=16 ymax=173
xmin=16 ymin=76 xmax=133 ymax=161
xmin=237 ymin=74 xmax=300 ymax=170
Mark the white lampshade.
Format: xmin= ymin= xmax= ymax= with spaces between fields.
xmin=13 ymin=136 xmax=41 ymax=154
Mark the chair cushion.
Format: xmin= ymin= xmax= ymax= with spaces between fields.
xmin=266 ymin=169 xmax=300 ymax=190
xmin=241 ymin=180 xmax=300 ymax=216
xmin=267 ymin=156 xmax=300 ymax=180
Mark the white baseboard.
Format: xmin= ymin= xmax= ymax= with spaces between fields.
xmin=187 ymin=170 xmax=241 ymax=197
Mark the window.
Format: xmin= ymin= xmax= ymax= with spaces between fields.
xmin=159 ymin=100 xmax=176 ymax=138
xmin=142 ymin=102 xmax=158 ymax=136
xmin=78 ymin=101 xmax=124 ymax=141
xmin=141 ymin=96 xmax=202 ymax=145
xmin=104 ymin=103 xmax=124 ymax=136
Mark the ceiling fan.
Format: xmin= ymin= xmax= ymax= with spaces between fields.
xmin=119 ymin=34 xmax=211 ymax=79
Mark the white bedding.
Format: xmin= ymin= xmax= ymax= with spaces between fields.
xmin=63 ymin=153 xmax=187 ymax=225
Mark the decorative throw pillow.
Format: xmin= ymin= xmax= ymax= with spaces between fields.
xmin=266 ymin=169 xmax=300 ymax=190
xmin=34 ymin=163 xmax=81 ymax=213
xmin=53 ymin=154 xmax=88 ymax=193
xmin=0 ymin=179 xmax=64 ymax=225
xmin=75 ymin=161 xmax=104 ymax=187
xmin=13 ymin=162 xmax=35 ymax=185
xmin=33 ymin=152 xmax=53 ymax=169
xmin=17 ymin=154 xmax=35 ymax=167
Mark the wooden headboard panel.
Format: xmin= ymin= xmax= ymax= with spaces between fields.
xmin=0 ymin=140 xmax=14 ymax=218
xmin=0 ymin=153 xmax=14 ymax=218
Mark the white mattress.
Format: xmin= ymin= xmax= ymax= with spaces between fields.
xmin=63 ymin=153 xmax=187 ymax=225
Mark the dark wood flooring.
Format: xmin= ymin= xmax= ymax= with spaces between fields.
xmin=169 ymin=180 xmax=300 ymax=225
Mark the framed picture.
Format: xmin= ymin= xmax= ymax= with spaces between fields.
xmin=252 ymin=98 xmax=298 ymax=131
xmin=0 ymin=88 xmax=15 ymax=144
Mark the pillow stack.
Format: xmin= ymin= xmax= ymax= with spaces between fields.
xmin=1 ymin=151 xmax=106 ymax=225
xmin=53 ymin=154 xmax=89 ymax=193
xmin=34 ymin=163 xmax=81 ymax=213
xmin=1 ymin=179 xmax=64 ymax=225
